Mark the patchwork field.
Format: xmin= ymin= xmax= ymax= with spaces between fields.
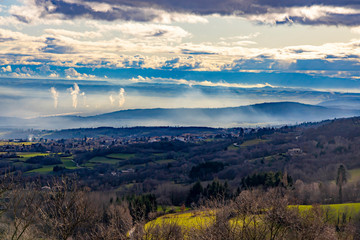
xmin=22 ymin=154 xmax=80 ymax=174
xmin=86 ymin=152 xmax=176 ymax=170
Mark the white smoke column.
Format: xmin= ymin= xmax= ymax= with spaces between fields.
xmin=109 ymin=95 xmax=115 ymax=105
xmin=50 ymin=87 xmax=59 ymax=108
xmin=69 ymin=83 xmax=81 ymax=108
xmin=118 ymin=88 xmax=125 ymax=107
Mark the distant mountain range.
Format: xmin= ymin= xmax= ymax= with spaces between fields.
xmin=1 ymin=102 xmax=359 ymax=130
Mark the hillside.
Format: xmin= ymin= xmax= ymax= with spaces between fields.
xmin=0 ymin=102 xmax=358 ymax=130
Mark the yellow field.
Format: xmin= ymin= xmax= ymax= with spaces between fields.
xmin=147 ymin=203 xmax=360 ymax=230
xmin=0 ymin=141 xmax=36 ymax=146
xmin=146 ymin=210 xmax=213 ymax=230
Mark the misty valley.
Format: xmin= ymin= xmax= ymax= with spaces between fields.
xmin=1 ymin=116 xmax=360 ymax=238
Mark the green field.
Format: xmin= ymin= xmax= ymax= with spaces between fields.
xmin=24 ymin=154 xmax=79 ymax=174
xmin=61 ymin=157 xmax=78 ymax=169
xmin=227 ymin=144 xmax=239 ymax=151
xmin=240 ymin=139 xmax=269 ymax=147
xmin=106 ymin=153 xmax=135 ymax=159
xmin=16 ymin=152 xmax=50 ymax=161
xmin=349 ymin=168 xmax=360 ymax=183
xmin=89 ymin=156 xmax=121 ymax=165
xmin=157 ymin=205 xmax=190 ymax=213
xmin=0 ymin=152 xmax=52 ymax=163
xmin=247 ymin=154 xmax=282 ymax=164
xmin=28 ymin=165 xmax=58 ymax=174
xmin=82 ymin=162 xmax=96 ymax=168
xmin=119 ymin=163 xmax=147 ymax=170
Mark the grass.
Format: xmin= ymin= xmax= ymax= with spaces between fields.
xmin=89 ymin=156 xmax=121 ymax=165
xmin=87 ymin=153 xmax=136 ymax=166
xmin=26 ymin=154 xmax=79 ymax=174
xmin=61 ymin=157 xmax=78 ymax=169
xmin=27 ymin=165 xmax=57 ymax=174
xmin=240 ymin=139 xmax=269 ymax=147
xmin=106 ymin=153 xmax=135 ymax=160
xmin=157 ymin=205 xmax=190 ymax=213
xmin=227 ymin=144 xmax=239 ymax=151
xmin=246 ymin=154 xmax=281 ymax=163
xmin=119 ymin=163 xmax=147 ymax=170
xmin=1 ymin=152 xmax=51 ymax=162
xmin=348 ymin=168 xmax=360 ymax=183
xmin=17 ymin=152 xmax=50 ymax=157
xmin=81 ymin=163 xmax=96 ymax=168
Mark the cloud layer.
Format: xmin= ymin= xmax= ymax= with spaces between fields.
xmin=12 ymin=0 xmax=360 ymax=26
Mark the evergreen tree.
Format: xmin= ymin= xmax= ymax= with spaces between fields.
xmin=336 ymin=164 xmax=347 ymax=203
xmin=186 ymin=181 xmax=203 ymax=206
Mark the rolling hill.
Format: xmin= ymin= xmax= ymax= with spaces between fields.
xmin=0 ymin=102 xmax=359 ymax=130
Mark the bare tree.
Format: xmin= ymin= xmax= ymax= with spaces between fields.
xmin=89 ymin=203 xmax=132 ymax=240
xmin=5 ymin=184 xmax=42 ymax=240
xmin=37 ymin=177 xmax=96 ymax=240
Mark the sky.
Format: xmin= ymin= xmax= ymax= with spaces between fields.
xmin=1 ymin=0 xmax=360 ymax=118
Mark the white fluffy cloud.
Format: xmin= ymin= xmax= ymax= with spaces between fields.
xmin=1 ymin=65 xmax=11 ymax=72
xmin=65 ymin=68 xmax=95 ymax=79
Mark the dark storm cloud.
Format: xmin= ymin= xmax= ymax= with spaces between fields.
xmin=29 ymin=0 xmax=360 ymax=26
xmin=33 ymin=0 xmax=165 ymax=22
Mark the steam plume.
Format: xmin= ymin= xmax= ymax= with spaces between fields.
xmin=118 ymin=88 xmax=125 ymax=107
xmin=68 ymin=83 xmax=84 ymax=108
xmin=109 ymin=95 xmax=115 ymax=105
xmin=50 ymin=87 xmax=59 ymax=108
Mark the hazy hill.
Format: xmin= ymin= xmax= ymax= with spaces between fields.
xmin=0 ymin=101 xmax=359 ymax=130
xmin=61 ymin=101 xmax=360 ymax=128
